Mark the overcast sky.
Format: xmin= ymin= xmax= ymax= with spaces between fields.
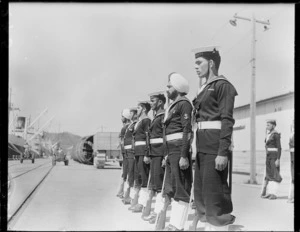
xmin=9 ymin=3 xmax=294 ymax=136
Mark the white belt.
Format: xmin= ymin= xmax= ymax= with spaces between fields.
xmin=197 ymin=121 xmax=221 ymax=130
xmin=135 ymin=141 xmax=146 ymax=146
xmin=124 ymin=145 xmax=132 ymax=150
xmin=166 ymin=132 xmax=183 ymax=141
xmin=267 ymin=148 xmax=278 ymax=151
xmin=290 ymin=148 xmax=294 ymax=152
xmin=150 ymin=138 xmax=163 ymax=144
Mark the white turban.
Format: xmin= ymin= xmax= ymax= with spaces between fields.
xmin=169 ymin=73 xmax=189 ymax=94
xmin=122 ymin=108 xmax=131 ymax=120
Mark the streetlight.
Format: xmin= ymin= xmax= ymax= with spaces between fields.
xmin=229 ymin=13 xmax=270 ymax=185
xmin=229 ymin=19 xmax=237 ymax=27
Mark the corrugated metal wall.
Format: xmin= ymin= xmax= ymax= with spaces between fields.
xmin=106 ymin=150 xmax=121 ymax=159
xmin=233 ymin=109 xmax=294 ymax=151
xmin=232 ymin=92 xmax=294 ymax=151
xmin=93 ymin=132 xmax=120 ymax=151
xmin=234 ymin=92 xmax=294 ymax=120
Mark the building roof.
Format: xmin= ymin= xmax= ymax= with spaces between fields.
xmin=234 ymin=91 xmax=294 ymax=110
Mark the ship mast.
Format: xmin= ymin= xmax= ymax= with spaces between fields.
xmin=8 ymin=88 xmax=20 ymax=134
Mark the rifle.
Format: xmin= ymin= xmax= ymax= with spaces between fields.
xmin=145 ymin=131 xmax=151 ymax=155
xmin=162 ymin=124 xmax=169 ymax=157
xmin=228 ymin=135 xmax=233 ymax=194
xmin=154 ymin=161 xmax=167 ymax=230
xmin=228 ymin=150 xmax=232 ymax=194
xmin=131 ymin=135 xmax=135 ymax=154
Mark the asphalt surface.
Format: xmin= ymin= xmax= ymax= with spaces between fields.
xmin=7 ymin=158 xmax=294 ymax=231
xmin=8 ymin=159 xmax=53 ymax=221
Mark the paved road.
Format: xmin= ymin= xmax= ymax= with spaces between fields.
xmin=7 ymin=159 xmax=294 ymax=231
xmin=8 ymin=158 xmax=53 ymax=220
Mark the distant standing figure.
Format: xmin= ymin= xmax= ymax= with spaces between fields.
xmin=287 ymin=119 xmax=294 ymax=203
xmin=261 ymin=119 xmax=282 ymax=200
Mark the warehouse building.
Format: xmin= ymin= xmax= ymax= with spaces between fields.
xmin=93 ymin=132 xmax=121 ymax=159
xmin=233 ymin=91 xmax=294 ymax=151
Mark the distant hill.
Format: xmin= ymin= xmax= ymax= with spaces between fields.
xmin=43 ymin=132 xmax=82 ymax=150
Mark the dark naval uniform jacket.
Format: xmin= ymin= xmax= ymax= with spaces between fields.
xmin=289 ymin=132 xmax=294 ymax=152
xmin=119 ymin=123 xmax=130 ymax=156
xmin=265 ymin=130 xmax=282 ymax=160
xmin=192 ymin=75 xmax=238 ymax=157
xmin=133 ymin=117 xmax=151 ymax=157
xmin=265 ymin=130 xmax=282 ymax=182
xmin=124 ymin=121 xmax=137 ymax=158
xmin=164 ymin=96 xmax=193 ymax=158
xmin=289 ymin=131 xmax=294 ymax=183
xmin=149 ymin=111 xmax=166 ymax=157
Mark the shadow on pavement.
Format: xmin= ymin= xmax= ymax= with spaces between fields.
xmin=276 ymin=196 xmax=288 ymax=200
xmin=102 ymin=167 xmax=122 ymax=170
xmin=229 ymin=224 xmax=245 ymax=231
xmin=195 ymin=226 xmax=205 ymax=231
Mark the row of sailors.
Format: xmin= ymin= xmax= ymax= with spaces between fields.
xmin=116 ymin=46 xmax=237 ymax=231
xmin=115 ymin=46 xmax=294 ymax=231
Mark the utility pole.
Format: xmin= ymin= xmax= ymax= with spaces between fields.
xmin=110 ymin=131 xmax=111 ymax=159
xmin=8 ymin=88 xmax=20 ymax=133
xmin=230 ymin=13 xmax=270 ymax=184
xmin=23 ymin=117 xmax=28 ymax=141
xmin=9 ymin=88 xmax=12 ymax=110
xmin=9 ymin=88 xmax=12 ymax=132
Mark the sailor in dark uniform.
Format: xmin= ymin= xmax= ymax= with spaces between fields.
xmin=141 ymin=91 xmax=166 ymax=223
xmin=287 ymin=119 xmax=294 ymax=203
xmin=116 ymin=108 xmax=132 ymax=198
xmin=191 ymin=46 xmax=237 ymax=231
xmin=122 ymin=107 xmax=138 ymax=205
xmin=129 ymin=101 xmax=152 ymax=213
xmin=161 ymin=73 xmax=193 ymax=231
xmin=261 ymin=119 xmax=282 ymax=200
